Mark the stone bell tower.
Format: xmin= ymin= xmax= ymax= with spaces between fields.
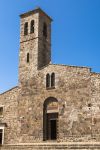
xmin=19 ymin=7 xmax=52 ymax=83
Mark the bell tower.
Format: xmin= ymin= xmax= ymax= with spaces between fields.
xmin=19 ymin=7 xmax=52 ymax=84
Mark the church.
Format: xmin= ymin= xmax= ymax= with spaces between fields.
xmin=0 ymin=7 xmax=100 ymax=150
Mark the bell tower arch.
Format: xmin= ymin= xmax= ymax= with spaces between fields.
xmin=19 ymin=8 xmax=52 ymax=84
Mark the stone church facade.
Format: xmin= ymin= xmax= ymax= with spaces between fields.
xmin=0 ymin=7 xmax=100 ymax=150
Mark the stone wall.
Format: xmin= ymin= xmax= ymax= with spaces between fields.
xmin=0 ymin=87 xmax=20 ymax=144
xmin=17 ymin=64 xmax=94 ymax=143
xmin=90 ymin=73 xmax=100 ymax=141
xmin=1 ymin=143 xmax=100 ymax=150
xmin=1 ymin=63 xmax=100 ymax=146
xmin=39 ymin=64 xmax=92 ymax=142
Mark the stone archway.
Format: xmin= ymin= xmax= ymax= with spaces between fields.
xmin=43 ymin=97 xmax=59 ymax=141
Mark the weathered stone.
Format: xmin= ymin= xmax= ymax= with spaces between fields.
xmin=0 ymin=7 xmax=100 ymax=150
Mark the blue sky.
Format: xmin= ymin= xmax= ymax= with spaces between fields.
xmin=0 ymin=0 xmax=100 ymax=93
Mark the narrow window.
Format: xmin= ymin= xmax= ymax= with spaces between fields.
xmin=46 ymin=74 xmax=50 ymax=88
xmin=30 ymin=20 xmax=34 ymax=33
xmin=43 ymin=23 xmax=47 ymax=38
xmin=42 ymin=48 xmax=46 ymax=66
xmin=27 ymin=53 xmax=29 ymax=63
xmin=88 ymin=103 xmax=92 ymax=107
xmin=0 ymin=129 xmax=3 ymax=145
xmin=51 ymin=73 xmax=55 ymax=87
xmin=24 ymin=22 xmax=28 ymax=35
xmin=0 ymin=107 xmax=3 ymax=116
xmin=88 ymin=103 xmax=92 ymax=110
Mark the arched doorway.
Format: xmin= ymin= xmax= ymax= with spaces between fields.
xmin=43 ymin=97 xmax=58 ymax=141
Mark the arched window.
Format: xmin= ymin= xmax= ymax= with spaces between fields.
xmin=30 ymin=20 xmax=34 ymax=33
xmin=24 ymin=22 xmax=28 ymax=35
xmin=51 ymin=73 xmax=55 ymax=87
xmin=46 ymin=74 xmax=50 ymax=88
xmin=43 ymin=23 xmax=47 ymax=38
xmin=27 ymin=53 xmax=29 ymax=63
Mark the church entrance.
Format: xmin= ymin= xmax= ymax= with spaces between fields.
xmin=43 ymin=97 xmax=58 ymax=141
xmin=46 ymin=113 xmax=58 ymax=140
xmin=50 ymin=119 xmax=57 ymax=139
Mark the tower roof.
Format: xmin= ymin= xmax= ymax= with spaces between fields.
xmin=20 ymin=7 xmax=53 ymax=21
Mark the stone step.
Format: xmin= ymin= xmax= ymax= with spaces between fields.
xmin=1 ymin=143 xmax=100 ymax=150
